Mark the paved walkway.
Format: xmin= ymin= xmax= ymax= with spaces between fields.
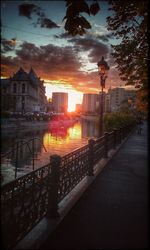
xmin=40 ymin=122 xmax=148 ymax=249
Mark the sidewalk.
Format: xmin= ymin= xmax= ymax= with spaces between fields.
xmin=40 ymin=122 xmax=148 ymax=249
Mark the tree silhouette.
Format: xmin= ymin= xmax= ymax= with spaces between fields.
xmin=63 ymin=0 xmax=100 ymax=35
xmin=64 ymin=0 xmax=148 ymax=113
xmin=107 ymin=0 xmax=148 ymax=88
xmin=17 ymin=0 xmax=148 ymax=111
xmin=64 ymin=1 xmax=148 ymax=87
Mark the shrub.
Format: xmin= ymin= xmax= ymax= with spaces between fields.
xmin=104 ymin=112 xmax=135 ymax=132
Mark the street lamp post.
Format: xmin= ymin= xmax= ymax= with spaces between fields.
xmin=97 ymin=56 xmax=110 ymax=137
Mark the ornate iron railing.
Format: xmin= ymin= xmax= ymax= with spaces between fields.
xmin=1 ymin=122 xmax=135 ymax=249
xmin=1 ymin=163 xmax=52 ymax=249
xmin=107 ymin=131 xmax=114 ymax=151
xmin=58 ymin=144 xmax=89 ymax=202
xmin=93 ymin=135 xmax=105 ymax=164
xmin=1 ymin=137 xmax=47 ymax=179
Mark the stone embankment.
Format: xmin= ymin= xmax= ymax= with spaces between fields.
xmin=81 ymin=115 xmax=99 ymax=122
xmin=1 ymin=119 xmax=49 ymax=134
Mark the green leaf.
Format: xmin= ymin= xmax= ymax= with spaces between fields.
xmin=62 ymin=15 xmax=67 ymax=22
xmin=64 ymin=18 xmax=72 ymax=31
xmin=77 ymin=1 xmax=90 ymax=15
xmin=78 ymin=16 xmax=91 ymax=29
xmin=90 ymin=2 xmax=100 ymax=15
xmin=66 ymin=4 xmax=77 ymax=18
xmin=65 ymin=0 xmax=73 ymax=7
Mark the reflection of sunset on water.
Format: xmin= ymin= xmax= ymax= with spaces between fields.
xmin=1 ymin=120 xmax=98 ymax=183
xmin=68 ymin=123 xmax=81 ymax=139
xmin=43 ymin=132 xmax=70 ymax=147
xmin=42 ymin=122 xmax=87 ymax=156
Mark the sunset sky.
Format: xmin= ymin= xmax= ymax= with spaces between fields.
xmin=1 ymin=0 xmax=128 ymax=110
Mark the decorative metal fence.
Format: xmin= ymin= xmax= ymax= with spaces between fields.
xmin=1 ymin=163 xmax=52 ymax=249
xmin=1 ymin=138 xmax=47 ymax=179
xmin=59 ymin=144 xmax=89 ymax=202
xmin=1 ymin=123 xmax=135 ymax=249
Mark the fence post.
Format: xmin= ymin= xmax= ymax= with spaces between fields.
xmin=47 ymin=154 xmax=61 ymax=218
xmin=32 ymin=138 xmax=35 ymax=171
xmin=126 ymin=126 xmax=128 ymax=137
xmin=122 ymin=126 xmax=124 ymax=140
xmin=15 ymin=142 xmax=19 ymax=179
xmin=104 ymin=132 xmax=108 ymax=158
xmin=113 ymin=129 xmax=117 ymax=149
xmin=122 ymin=126 xmax=126 ymax=139
xmin=88 ymin=139 xmax=95 ymax=176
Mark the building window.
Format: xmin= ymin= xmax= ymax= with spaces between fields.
xmin=22 ymin=96 xmax=25 ymax=113
xmin=13 ymin=83 xmax=17 ymax=93
xmin=13 ymin=96 xmax=16 ymax=111
xmin=22 ymin=83 xmax=25 ymax=93
xmin=18 ymin=84 xmax=20 ymax=93
xmin=22 ymin=96 xmax=25 ymax=102
xmin=3 ymin=87 xmax=7 ymax=94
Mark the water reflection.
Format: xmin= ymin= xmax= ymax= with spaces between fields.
xmin=1 ymin=119 xmax=98 ymax=184
xmin=81 ymin=119 xmax=99 ymax=138
xmin=42 ymin=122 xmax=84 ymax=159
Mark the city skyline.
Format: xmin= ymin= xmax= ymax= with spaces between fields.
xmin=2 ymin=65 xmax=136 ymax=113
xmin=1 ymin=0 xmax=134 ymax=111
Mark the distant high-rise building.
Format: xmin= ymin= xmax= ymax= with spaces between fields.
xmin=52 ymin=92 xmax=68 ymax=113
xmin=82 ymin=93 xmax=99 ymax=114
xmin=125 ymin=89 xmax=136 ymax=100
xmin=104 ymin=93 xmax=111 ymax=113
xmin=108 ymin=87 xmax=136 ymax=112
xmin=108 ymin=87 xmax=125 ymax=112
xmin=99 ymin=91 xmax=110 ymax=114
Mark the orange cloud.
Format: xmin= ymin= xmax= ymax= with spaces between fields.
xmin=1 ymin=40 xmax=125 ymax=94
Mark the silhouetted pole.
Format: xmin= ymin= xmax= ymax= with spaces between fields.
xmin=99 ymin=80 xmax=104 ymax=137
xmin=97 ymin=56 xmax=110 ymax=137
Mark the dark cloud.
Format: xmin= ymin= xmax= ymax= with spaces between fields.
xmin=96 ymin=33 xmax=113 ymax=42
xmin=69 ymin=37 xmax=109 ymax=63
xmin=1 ymin=41 xmax=124 ymax=92
xmin=2 ymin=42 xmax=82 ymax=79
xmin=83 ymin=32 xmax=114 ymax=43
xmin=1 ymin=55 xmax=21 ymax=77
xmin=19 ymin=3 xmax=40 ymax=19
xmin=54 ymin=32 xmax=73 ymax=39
xmin=18 ymin=3 xmax=59 ymax=29
xmin=1 ymin=38 xmax=17 ymax=53
xmin=89 ymin=44 xmax=109 ymax=63
xmin=1 ymin=55 xmax=18 ymax=67
xmin=54 ymin=31 xmax=113 ymax=43
xmin=1 ymin=42 xmax=99 ymax=91
xmin=15 ymin=42 xmax=81 ymax=72
xmin=40 ymin=18 xmax=60 ymax=29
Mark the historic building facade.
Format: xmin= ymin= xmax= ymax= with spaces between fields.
xmin=1 ymin=67 xmax=47 ymax=113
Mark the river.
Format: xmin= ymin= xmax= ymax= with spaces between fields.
xmin=1 ymin=118 xmax=99 ymax=185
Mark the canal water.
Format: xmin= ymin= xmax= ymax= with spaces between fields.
xmin=1 ymin=119 xmax=99 ymax=185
